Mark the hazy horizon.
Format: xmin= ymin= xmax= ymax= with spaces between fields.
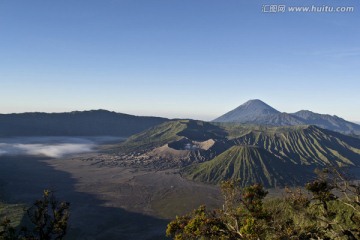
xmin=0 ymin=101 xmax=359 ymax=123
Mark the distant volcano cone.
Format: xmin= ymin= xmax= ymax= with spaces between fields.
xmin=213 ymin=99 xmax=280 ymax=123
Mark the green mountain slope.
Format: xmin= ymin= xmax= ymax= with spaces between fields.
xmin=115 ymin=120 xmax=227 ymax=153
xmin=183 ymin=146 xmax=306 ymax=187
xmin=115 ymin=120 xmax=187 ymax=153
xmin=183 ymin=125 xmax=360 ymax=187
xmin=231 ymin=125 xmax=360 ymax=167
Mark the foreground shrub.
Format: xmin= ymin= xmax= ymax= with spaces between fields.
xmin=167 ymin=168 xmax=360 ymax=240
xmin=0 ymin=190 xmax=70 ymax=240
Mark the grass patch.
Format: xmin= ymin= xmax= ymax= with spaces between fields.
xmin=0 ymin=202 xmax=26 ymax=228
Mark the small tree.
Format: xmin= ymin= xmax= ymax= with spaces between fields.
xmin=305 ymin=169 xmax=360 ymax=239
xmin=166 ymin=181 xmax=269 ymax=240
xmin=0 ymin=190 xmax=70 ymax=240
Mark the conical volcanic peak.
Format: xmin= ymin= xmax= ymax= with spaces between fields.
xmin=213 ymin=99 xmax=280 ymax=123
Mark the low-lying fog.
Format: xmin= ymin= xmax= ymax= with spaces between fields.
xmin=0 ymin=136 xmax=124 ymax=158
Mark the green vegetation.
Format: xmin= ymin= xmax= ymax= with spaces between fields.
xmin=167 ymin=169 xmax=360 ymax=239
xmin=0 ymin=204 xmax=24 ymax=231
xmin=0 ymin=190 xmax=70 ymax=240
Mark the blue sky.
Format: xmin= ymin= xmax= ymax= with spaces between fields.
xmin=0 ymin=0 xmax=359 ymax=121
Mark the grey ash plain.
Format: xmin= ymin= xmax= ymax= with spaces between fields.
xmin=0 ymin=137 xmax=221 ymax=240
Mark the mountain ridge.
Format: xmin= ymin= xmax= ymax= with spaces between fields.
xmin=0 ymin=110 xmax=168 ymax=137
xmin=213 ymin=100 xmax=360 ymax=135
